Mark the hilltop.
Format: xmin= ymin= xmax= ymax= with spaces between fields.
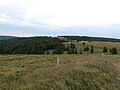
xmin=0 ymin=36 xmax=16 ymax=40
xmin=60 ymin=36 xmax=120 ymax=42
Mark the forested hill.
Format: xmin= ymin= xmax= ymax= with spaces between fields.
xmin=0 ymin=36 xmax=63 ymax=54
xmin=1 ymin=35 xmax=120 ymax=54
xmin=61 ymin=36 xmax=120 ymax=42
xmin=0 ymin=36 xmax=16 ymax=40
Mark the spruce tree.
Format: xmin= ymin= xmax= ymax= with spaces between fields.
xmin=80 ymin=49 xmax=83 ymax=54
xmin=0 ymin=43 xmax=4 ymax=54
xmin=84 ymin=46 xmax=89 ymax=51
xmin=67 ymin=48 xmax=71 ymax=54
xmin=67 ymin=43 xmax=76 ymax=54
xmin=109 ymin=49 xmax=112 ymax=52
xmin=31 ymin=45 xmax=37 ymax=54
xmin=38 ymin=45 xmax=45 ymax=54
xmin=83 ymin=46 xmax=87 ymax=51
xmin=27 ymin=45 xmax=31 ymax=54
xmin=102 ymin=47 xmax=108 ymax=53
xmin=52 ymin=49 xmax=56 ymax=54
xmin=31 ymin=45 xmax=45 ymax=54
xmin=71 ymin=48 xmax=75 ymax=54
xmin=86 ymin=46 xmax=89 ymax=51
xmin=70 ymin=42 xmax=75 ymax=49
xmin=66 ymin=44 xmax=69 ymax=51
xmin=111 ymin=47 xmax=117 ymax=54
xmin=56 ymin=44 xmax=64 ymax=54
xmin=74 ymin=48 xmax=78 ymax=54
xmin=90 ymin=45 xmax=94 ymax=53
xmin=68 ymin=48 xmax=74 ymax=54
xmin=46 ymin=50 xmax=50 ymax=54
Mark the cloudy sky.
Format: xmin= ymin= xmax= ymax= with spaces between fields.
xmin=0 ymin=0 xmax=120 ymax=38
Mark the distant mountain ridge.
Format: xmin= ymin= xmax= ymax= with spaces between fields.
xmin=0 ymin=36 xmax=16 ymax=40
xmin=60 ymin=36 xmax=120 ymax=42
xmin=0 ymin=35 xmax=120 ymax=42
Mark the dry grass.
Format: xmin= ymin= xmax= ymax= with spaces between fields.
xmin=0 ymin=54 xmax=120 ymax=90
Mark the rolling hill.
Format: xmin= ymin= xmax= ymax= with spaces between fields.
xmin=0 ymin=36 xmax=16 ymax=40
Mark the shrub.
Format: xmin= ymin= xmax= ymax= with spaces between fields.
xmin=111 ymin=47 xmax=117 ymax=54
xmin=102 ymin=47 xmax=108 ymax=53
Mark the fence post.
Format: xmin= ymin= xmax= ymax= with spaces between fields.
xmin=57 ymin=57 xmax=60 ymax=68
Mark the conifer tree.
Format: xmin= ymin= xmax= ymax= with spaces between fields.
xmin=74 ymin=48 xmax=78 ymax=54
xmin=31 ymin=45 xmax=37 ymax=54
xmin=83 ymin=46 xmax=87 ymax=51
xmin=63 ymin=44 xmax=66 ymax=51
xmin=56 ymin=43 xmax=64 ymax=54
xmin=52 ymin=49 xmax=56 ymax=54
xmin=83 ymin=46 xmax=89 ymax=51
xmin=68 ymin=48 xmax=71 ymax=54
xmin=86 ymin=46 xmax=89 ymax=51
xmin=0 ymin=43 xmax=4 ymax=54
xmin=66 ymin=44 xmax=69 ymax=51
xmin=71 ymin=48 xmax=75 ymax=54
xmin=46 ymin=50 xmax=50 ymax=54
xmin=111 ymin=47 xmax=117 ymax=54
xmin=109 ymin=49 xmax=112 ymax=52
xmin=38 ymin=45 xmax=45 ymax=54
xmin=80 ymin=49 xmax=83 ymax=54
xmin=70 ymin=42 xmax=75 ymax=49
xmin=27 ymin=45 xmax=31 ymax=54
xmin=68 ymin=48 xmax=74 ymax=54
xmin=102 ymin=47 xmax=108 ymax=53
xmin=90 ymin=45 xmax=94 ymax=53
xmin=67 ymin=43 xmax=76 ymax=54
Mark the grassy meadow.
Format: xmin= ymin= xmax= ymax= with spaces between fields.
xmin=0 ymin=41 xmax=120 ymax=90
xmin=69 ymin=41 xmax=120 ymax=54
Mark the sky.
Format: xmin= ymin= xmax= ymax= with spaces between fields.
xmin=0 ymin=0 xmax=120 ymax=38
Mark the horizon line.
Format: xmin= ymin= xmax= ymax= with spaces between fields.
xmin=0 ymin=34 xmax=120 ymax=39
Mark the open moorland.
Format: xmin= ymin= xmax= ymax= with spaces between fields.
xmin=0 ymin=41 xmax=120 ymax=90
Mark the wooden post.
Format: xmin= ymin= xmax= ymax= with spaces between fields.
xmin=57 ymin=57 xmax=60 ymax=68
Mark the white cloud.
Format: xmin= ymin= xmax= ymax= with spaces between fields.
xmin=0 ymin=0 xmax=120 ymax=27
xmin=0 ymin=0 xmax=120 ymax=38
xmin=0 ymin=13 xmax=11 ymax=23
xmin=24 ymin=0 xmax=120 ymax=27
xmin=0 ymin=29 xmax=30 ymax=37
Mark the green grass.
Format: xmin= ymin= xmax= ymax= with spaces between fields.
xmin=0 ymin=41 xmax=120 ymax=90
xmin=64 ymin=41 xmax=120 ymax=54
xmin=0 ymin=54 xmax=120 ymax=90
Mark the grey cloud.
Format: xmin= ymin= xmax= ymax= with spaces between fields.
xmin=0 ymin=22 xmax=120 ymax=38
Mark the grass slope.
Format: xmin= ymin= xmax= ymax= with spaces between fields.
xmin=64 ymin=41 xmax=120 ymax=54
xmin=0 ymin=54 xmax=120 ymax=90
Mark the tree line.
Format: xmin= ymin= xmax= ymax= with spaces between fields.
xmin=61 ymin=36 xmax=120 ymax=42
xmin=0 ymin=37 xmax=118 ymax=55
xmin=102 ymin=47 xmax=117 ymax=54
xmin=0 ymin=37 xmax=63 ymax=54
xmin=47 ymin=43 xmax=118 ymax=55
